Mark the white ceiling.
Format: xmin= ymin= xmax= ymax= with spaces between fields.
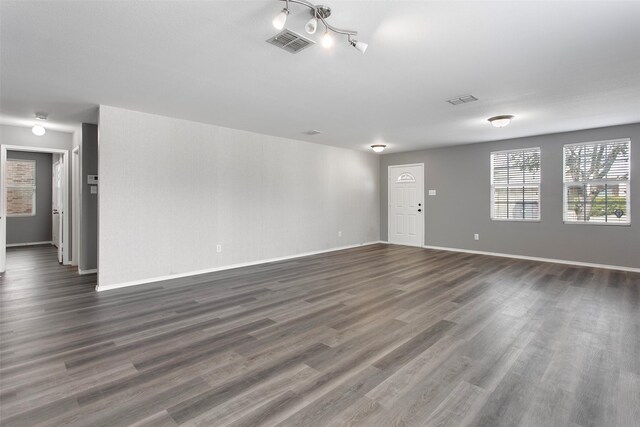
xmin=2 ymin=0 xmax=640 ymax=152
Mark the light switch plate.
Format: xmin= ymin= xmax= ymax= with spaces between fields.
xmin=428 ymin=189 xmax=436 ymax=196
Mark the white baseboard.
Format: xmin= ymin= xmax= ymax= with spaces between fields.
xmin=419 ymin=244 xmax=640 ymax=273
xmin=96 ymin=241 xmax=384 ymax=292
xmin=6 ymin=241 xmax=53 ymax=248
xmin=79 ymin=268 xmax=97 ymax=275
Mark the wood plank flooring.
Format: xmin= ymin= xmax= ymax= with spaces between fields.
xmin=1 ymin=244 xmax=638 ymax=426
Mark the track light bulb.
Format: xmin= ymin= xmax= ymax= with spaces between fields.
xmin=351 ymin=40 xmax=368 ymax=54
xmin=305 ymin=17 xmax=318 ymax=34
xmin=272 ymin=8 xmax=289 ymax=30
xmin=321 ymin=31 xmax=334 ymax=49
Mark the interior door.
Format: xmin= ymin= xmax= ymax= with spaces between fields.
xmin=52 ymin=159 xmax=63 ymax=263
xmin=388 ymin=164 xmax=424 ymax=247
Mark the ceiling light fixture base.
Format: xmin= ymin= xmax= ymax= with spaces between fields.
xmin=311 ymin=5 xmax=331 ymax=19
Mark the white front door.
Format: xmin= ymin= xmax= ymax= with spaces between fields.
xmin=388 ymin=164 xmax=424 ymax=247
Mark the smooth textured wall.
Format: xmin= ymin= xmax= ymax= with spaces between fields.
xmin=98 ymin=106 xmax=380 ymax=288
xmin=6 ymin=151 xmax=52 ymax=244
xmin=380 ymin=123 xmax=640 ymax=269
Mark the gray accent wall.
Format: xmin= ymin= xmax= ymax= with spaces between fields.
xmin=98 ymin=105 xmax=380 ymax=289
xmin=6 ymin=151 xmax=53 ymax=244
xmin=380 ymin=123 xmax=640 ymax=269
xmin=80 ymin=123 xmax=98 ymax=272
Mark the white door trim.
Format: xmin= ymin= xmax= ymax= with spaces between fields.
xmin=388 ymin=163 xmax=425 ymax=247
xmin=1 ymin=144 xmax=70 ymax=272
xmin=71 ymin=146 xmax=80 ymax=266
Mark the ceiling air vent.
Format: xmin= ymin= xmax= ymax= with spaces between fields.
xmin=446 ymin=95 xmax=478 ymax=105
xmin=266 ymin=29 xmax=315 ymax=54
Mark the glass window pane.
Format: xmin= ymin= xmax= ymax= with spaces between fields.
xmin=7 ymin=188 xmax=35 ymax=215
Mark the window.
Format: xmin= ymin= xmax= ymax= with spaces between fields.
xmin=491 ymin=147 xmax=541 ymax=221
xmin=7 ymin=159 xmax=36 ymax=217
xmin=564 ymin=138 xmax=630 ymax=224
xmin=396 ymin=173 xmax=416 ymax=183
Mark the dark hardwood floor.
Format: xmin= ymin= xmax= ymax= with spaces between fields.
xmin=0 ymin=244 xmax=638 ymax=426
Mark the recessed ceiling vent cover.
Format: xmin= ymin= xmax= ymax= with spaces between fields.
xmin=447 ymin=95 xmax=478 ymax=105
xmin=266 ymin=29 xmax=315 ymax=53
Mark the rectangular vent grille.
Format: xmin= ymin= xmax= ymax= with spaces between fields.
xmin=447 ymin=95 xmax=478 ymax=105
xmin=266 ymin=29 xmax=315 ymax=54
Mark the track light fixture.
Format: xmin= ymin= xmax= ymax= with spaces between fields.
xmin=321 ymin=31 xmax=334 ymax=49
xmin=305 ymin=16 xmax=317 ymax=34
xmin=272 ymin=0 xmax=367 ymax=54
xmin=272 ymin=7 xmax=289 ymax=30
xmin=349 ymin=37 xmax=368 ymax=54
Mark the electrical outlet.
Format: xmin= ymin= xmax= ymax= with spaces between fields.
xmin=338 ymin=231 xmax=342 ymax=237
xmin=216 ymin=244 xmax=222 ymax=253
xmin=474 ymin=234 xmax=479 ymax=241
xmin=428 ymin=189 xmax=436 ymax=196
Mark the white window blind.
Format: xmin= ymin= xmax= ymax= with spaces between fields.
xmin=563 ymin=138 xmax=630 ymax=224
xmin=491 ymin=147 xmax=541 ymax=221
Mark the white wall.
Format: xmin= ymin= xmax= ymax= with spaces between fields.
xmin=1 ymin=124 xmax=73 ymax=151
xmin=98 ymin=106 xmax=380 ymax=289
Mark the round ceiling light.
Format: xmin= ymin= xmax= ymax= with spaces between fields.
xmin=488 ymin=115 xmax=514 ymax=128
xmin=32 ymin=125 xmax=46 ymax=136
xmin=371 ymin=144 xmax=386 ymax=153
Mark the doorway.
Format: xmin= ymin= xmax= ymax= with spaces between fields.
xmin=1 ymin=145 xmax=70 ymax=272
xmin=388 ymin=163 xmax=424 ymax=247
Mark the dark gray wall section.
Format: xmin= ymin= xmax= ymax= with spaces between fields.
xmin=380 ymin=123 xmax=640 ymax=269
xmin=80 ymin=123 xmax=98 ymax=271
xmin=7 ymin=151 xmax=53 ymax=244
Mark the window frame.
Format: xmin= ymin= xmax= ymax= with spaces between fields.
xmin=490 ymin=147 xmax=542 ymax=222
xmin=562 ymin=138 xmax=631 ymax=226
xmin=6 ymin=158 xmax=37 ymax=217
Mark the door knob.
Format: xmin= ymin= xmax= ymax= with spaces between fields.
xmin=418 ymin=209 xmax=422 ymax=212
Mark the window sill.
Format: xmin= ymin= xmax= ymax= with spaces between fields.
xmin=490 ymin=219 xmax=541 ymax=223
xmin=563 ymin=221 xmax=631 ymax=226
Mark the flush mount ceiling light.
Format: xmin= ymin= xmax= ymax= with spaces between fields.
xmin=488 ymin=115 xmax=514 ymax=128
xmin=271 ymin=0 xmax=367 ymax=54
xmin=32 ymin=113 xmax=47 ymax=136
xmin=371 ymin=144 xmax=386 ymax=153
